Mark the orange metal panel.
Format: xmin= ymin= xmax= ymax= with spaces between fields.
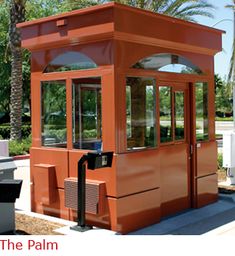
xmin=68 ymin=150 xmax=117 ymax=197
xmin=33 ymin=164 xmax=57 ymax=205
xmin=66 ymin=79 xmax=73 ymax=150
xmin=196 ymin=141 xmax=217 ymax=177
xmin=31 ymin=41 xmax=114 ymax=73
xmin=70 ymin=209 xmax=111 ymax=230
xmin=19 ymin=8 xmax=114 ymax=51
xmin=108 ymin=188 xmax=160 ymax=234
xmin=114 ymin=4 xmax=222 ymax=54
xmin=30 ymin=147 xmax=69 ymax=189
xmin=196 ymin=173 xmax=218 ymax=208
xmin=116 ymin=150 xmax=160 ymax=197
xmin=159 ymin=144 xmax=190 ymax=217
xmin=30 ymin=73 xmax=41 ymax=148
xmin=102 ymin=72 xmax=116 ymax=152
xmin=115 ymin=40 xmax=214 ymax=75
xmin=31 ymin=188 xmax=69 ymax=220
xmin=114 ymin=73 xmax=126 ymax=153
xmin=18 ymin=3 xmax=115 ymax=28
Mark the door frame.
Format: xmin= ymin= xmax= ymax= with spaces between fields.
xmin=158 ymin=80 xmax=192 ymax=209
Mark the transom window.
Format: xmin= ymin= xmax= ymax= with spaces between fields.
xmin=132 ymin=53 xmax=203 ymax=75
xmin=44 ymin=51 xmax=97 ymax=73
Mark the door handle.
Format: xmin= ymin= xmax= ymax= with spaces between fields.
xmin=190 ymin=145 xmax=193 ymax=155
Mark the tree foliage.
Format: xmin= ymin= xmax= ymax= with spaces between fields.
xmin=215 ymin=74 xmax=233 ymax=116
xmin=0 ymin=3 xmax=11 ymax=113
xmin=66 ymin=0 xmax=215 ymax=22
xmin=225 ymin=1 xmax=235 ymax=82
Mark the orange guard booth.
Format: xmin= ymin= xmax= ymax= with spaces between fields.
xmin=18 ymin=2 xmax=223 ymax=233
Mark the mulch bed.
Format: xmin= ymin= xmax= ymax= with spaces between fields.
xmin=217 ymin=168 xmax=235 ymax=194
xmin=217 ymin=169 xmax=227 ymax=182
xmin=15 ymin=213 xmax=65 ymax=235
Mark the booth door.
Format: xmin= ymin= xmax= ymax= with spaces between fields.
xmin=159 ymin=82 xmax=191 ymax=217
xmin=192 ymin=82 xmax=218 ymax=208
xmin=68 ymin=76 xmax=104 ymax=178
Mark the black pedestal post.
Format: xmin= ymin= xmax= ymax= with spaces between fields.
xmin=70 ymin=155 xmax=92 ymax=232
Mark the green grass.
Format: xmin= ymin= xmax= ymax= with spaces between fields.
xmin=215 ymin=117 xmax=233 ymax=121
xmin=216 ymin=134 xmax=222 ymax=139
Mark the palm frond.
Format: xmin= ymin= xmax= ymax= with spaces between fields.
xmin=173 ymin=3 xmax=215 ymax=20
xmin=225 ymin=4 xmax=235 ymax=10
xmin=163 ymin=0 xmax=215 ymax=20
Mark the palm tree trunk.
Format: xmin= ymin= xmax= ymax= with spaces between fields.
xmin=10 ymin=46 xmax=23 ymax=140
xmin=233 ymin=11 xmax=235 ymax=129
xmin=9 ymin=0 xmax=26 ymax=140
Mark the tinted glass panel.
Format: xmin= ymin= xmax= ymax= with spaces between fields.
xmin=174 ymin=91 xmax=185 ymax=140
xmin=126 ymin=77 xmax=156 ymax=150
xmin=73 ymin=77 xmax=102 ymax=150
xmin=44 ymin=52 xmax=97 ymax=73
xmin=195 ymin=82 xmax=208 ymax=141
xmin=132 ymin=53 xmax=202 ymax=74
xmin=159 ymin=86 xmax=172 ymax=143
xmin=41 ymin=81 xmax=66 ymax=147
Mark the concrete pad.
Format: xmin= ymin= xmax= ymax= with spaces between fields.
xmin=204 ymin=220 xmax=235 ymax=235
xmin=14 ymin=159 xmax=31 ymax=212
xmin=129 ymin=199 xmax=235 ymax=235
xmin=55 ymin=226 xmax=116 ymax=236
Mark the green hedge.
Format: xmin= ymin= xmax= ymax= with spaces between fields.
xmin=0 ymin=125 xmax=31 ymax=139
xmin=217 ymin=152 xmax=225 ymax=171
xmin=9 ymin=136 xmax=31 ymax=156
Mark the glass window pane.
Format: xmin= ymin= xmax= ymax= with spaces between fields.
xmin=44 ymin=51 xmax=97 ymax=73
xmin=132 ymin=53 xmax=203 ymax=75
xmin=195 ymin=82 xmax=208 ymax=141
xmin=126 ymin=77 xmax=156 ymax=150
xmin=41 ymin=81 xmax=67 ymax=147
xmin=73 ymin=77 xmax=102 ymax=150
xmin=159 ymin=86 xmax=172 ymax=143
xmin=174 ymin=91 xmax=185 ymax=140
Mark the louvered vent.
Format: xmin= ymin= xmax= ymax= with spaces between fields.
xmin=64 ymin=178 xmax=106 ymax=215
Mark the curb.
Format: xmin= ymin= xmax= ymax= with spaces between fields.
xmin=13 ymin=154 xmax=30 ymax=161
xmin=219 ymin=193 xmax=235 ymax=203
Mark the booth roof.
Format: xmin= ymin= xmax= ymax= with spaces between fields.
xmin=17 ymin=2 xmax=224 ymax=35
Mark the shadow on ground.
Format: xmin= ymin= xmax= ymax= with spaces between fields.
xmin=129 ymin=194 xmax=235 ymax=235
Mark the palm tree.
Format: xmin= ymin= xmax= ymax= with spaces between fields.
xmin=225 ymin=1 xmax=235 ymax=126
xmin=150 ymin=0 xmax=215 ymax=22
xmin=67 ymin=0 xmax=215 ymax=22
xmin=9 ymin=0 xmax=26 ymax=140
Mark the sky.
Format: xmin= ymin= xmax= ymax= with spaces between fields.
xmin=196 ymin=0 xmax=233 ymax=79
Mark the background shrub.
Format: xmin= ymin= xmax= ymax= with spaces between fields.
xmin=217 ymin=152 xmax=225 ymax=170
xmin=9 ymin=136 xmax=31 ymax=156
xmin=0 ymin=124 xmax=31 ymax=139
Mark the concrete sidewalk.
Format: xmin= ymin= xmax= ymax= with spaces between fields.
xmin=14 ymin=158 xmax=235 ymax=236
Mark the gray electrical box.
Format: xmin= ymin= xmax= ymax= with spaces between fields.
xmin=0 ymin=157 xmax=22 ymax=234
